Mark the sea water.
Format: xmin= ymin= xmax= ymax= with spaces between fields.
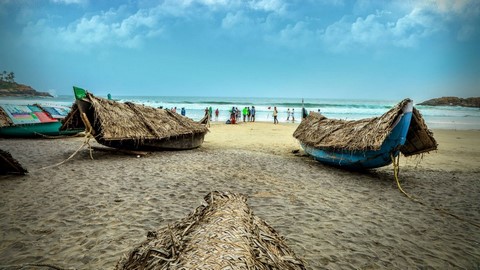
xmin=1 ymin=95 xmax=479 ymax=130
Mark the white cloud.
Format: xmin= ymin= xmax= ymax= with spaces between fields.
xmin=23 ymin=6 xmax=164 ymax=51
xmin=222 ymin=11 xmax=250 ymax=29
xmin=50 ymin=0 xmax=88 ymax=5
xmin=320 ymin=3 xmax=452 ymax=52
xmin=267 ymin=21 xmax=317 ymax=48
xmin=21 ymin=0 xmax=288 ymax=52
xmin=249 ymin=0 xmax=286 ymax=13
xmin=19 ymin=0 xmax=478 ymax=53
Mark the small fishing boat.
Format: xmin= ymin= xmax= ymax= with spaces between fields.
xmin=0 ymin=103 xmax=80 ymax=137
xmin=0 ymin=149 xmax=27 ymax=175
xmin=293 ymin=99 xmax=437 ymax=169
xmin=60 ymin=86 xmax=209 ymax=150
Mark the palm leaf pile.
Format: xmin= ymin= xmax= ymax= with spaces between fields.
xmin=116 ymin=191 xmax=306 ymax=270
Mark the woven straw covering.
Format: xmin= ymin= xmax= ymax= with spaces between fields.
xmin=116 ymin=191 xmax=306 ymax=270
xmin=401 ymin=107 xmax=438 ymax=156
xmin=293 ymin=99 xmax=437 ymax=155
xmin=0 ymin=149 xmax=27 ymax=175
xmin=60 ymin=103 xmax=85 ymax=131
xmin=60 ymin=93 xmax=208 ymax=141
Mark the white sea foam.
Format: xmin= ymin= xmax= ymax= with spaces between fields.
xmin=2 ymin=95 xmax=479 ymax=129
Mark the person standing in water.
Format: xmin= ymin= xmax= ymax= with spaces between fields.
xmin=273 ymin=106 xmax=278 ymax=124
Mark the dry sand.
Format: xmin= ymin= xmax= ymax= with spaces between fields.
xmin=0 ymin=122 xmax=479 ymax=269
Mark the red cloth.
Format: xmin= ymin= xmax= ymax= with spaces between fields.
xmin=34 ymin=112 xmax=57 ymax=123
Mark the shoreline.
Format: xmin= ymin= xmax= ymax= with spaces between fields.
xmin=0 ymin=123 xmax=479 ymax=269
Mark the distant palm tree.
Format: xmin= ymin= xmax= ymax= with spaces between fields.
xmin=8 ymin=72 xmax=15 ymax=83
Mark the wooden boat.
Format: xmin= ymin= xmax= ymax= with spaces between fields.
xmin=0 ymin=103 xmax=81 ymax=137
xmin=60 ymin=86 xmax=209 ymax=151
xmin=293 ymin=99 xmax=437 ymax=169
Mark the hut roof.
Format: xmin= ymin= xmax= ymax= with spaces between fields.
xmin=293 ymin=99 xmax=437 ymax=155
xmin=0 ymin=149 xmax=28 ymax=175
xmin=61 ymin=93 xmax=208 ymax=141
xmin=116 ymin=191 xmax=306 ymax=270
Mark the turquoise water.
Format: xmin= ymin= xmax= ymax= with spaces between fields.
xmin=1 ymin=95 xmax=479 ymax=130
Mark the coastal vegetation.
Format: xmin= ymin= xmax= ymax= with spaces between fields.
xmin=0 ymin=70 xmax=52 ymax=97
xmin=419 ymin=96 xmax=480 ymax=108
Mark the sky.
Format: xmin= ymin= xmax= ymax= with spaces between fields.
xmin=0 ymin=0 xmax=479 ymax=101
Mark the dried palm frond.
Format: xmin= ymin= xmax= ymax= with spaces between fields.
xmin=116 ymin=191 xmax=306 ymax=270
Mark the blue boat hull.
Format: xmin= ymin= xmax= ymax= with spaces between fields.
xmin=301 ymin=110 xmax=413 ymax=169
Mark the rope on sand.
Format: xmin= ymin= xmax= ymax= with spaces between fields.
xmin=36 ymin=113 xmax=94 ymax=171
xmin=391 ymin=154 xmax=480 ymax=229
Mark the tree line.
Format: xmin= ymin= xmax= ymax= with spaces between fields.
xmin=1 ymin=71 xmax=15 ymax=83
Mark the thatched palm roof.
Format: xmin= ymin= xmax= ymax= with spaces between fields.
xmin=293 ymin=99 xmax=437 ymax=156
xmin=60 ymin=103 xmax=85 ymax=131
xmin=116 ymin=191 xmax=306 ymax=270
xmin=61 ymin=93 xmax=208 ymax=141
xmin=401 ymin=107 xmax=438 ymax=156
xmin=0 ymin=149 xmax=27 ymax=175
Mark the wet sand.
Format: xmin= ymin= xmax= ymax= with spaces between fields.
xmin=0 ymin=122 xmax=479 ymax=269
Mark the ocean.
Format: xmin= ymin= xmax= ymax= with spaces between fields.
xmin=1 ymin=95 xmax=479 ymax=130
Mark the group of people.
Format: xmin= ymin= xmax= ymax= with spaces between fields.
xmin=177 ymin=105 xmax=316 ymax=125
xmin=224 ymin=106 xmax=256 ymax=124
xmin=169 ymin=106 xmax=187 ymax=117
xmin=241 ymin=106 xmax=256 ymax=122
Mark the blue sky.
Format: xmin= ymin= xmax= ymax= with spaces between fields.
xmin=0 ymin=0 xmax=479 ymax=101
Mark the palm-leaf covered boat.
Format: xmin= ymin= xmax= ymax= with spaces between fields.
xmin=0 ymin=149 xmax=27 ymax=175
xmin=60 ymin=86 xmax=208 ymax=151
xmin=0 ymin=103 xmax=80 ymax=137
xmin=293 ymin=99 xmax=437 ymax=169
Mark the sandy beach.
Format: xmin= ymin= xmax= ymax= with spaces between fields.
xmin=0 ymin=122 xmax=479 ymax=269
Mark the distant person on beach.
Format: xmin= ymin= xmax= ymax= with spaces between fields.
xmin=292 ymin=108 xmax=295 ymax=122
xmin=172 ymin=107 xmax=177 ymax=113
xmin=273 ymin=106 xmax=278 ymax=124
xmin=318 ymin=109 xmax=321 ymax=113
xmin=181 ymin=107 xmax=186 ymax=116
xmin=286 ymin=108 xmax=290 ymax=121
xmin=251 ymin=106 xmax=256 ymax=122
xmin=302 ymin=107 xmax=308 ymax=119
xmin=242 ymin=107 xmax=247 ymax=122
xmin=209 ymin=106 xmax=213 ymax=118
xmin=215 ymin=108 xmax=219 ymax=120
xmin=229 ymin=108 xmax=236 ymax=124
xmin=247 ymin=107 xmax=251 ymax=122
